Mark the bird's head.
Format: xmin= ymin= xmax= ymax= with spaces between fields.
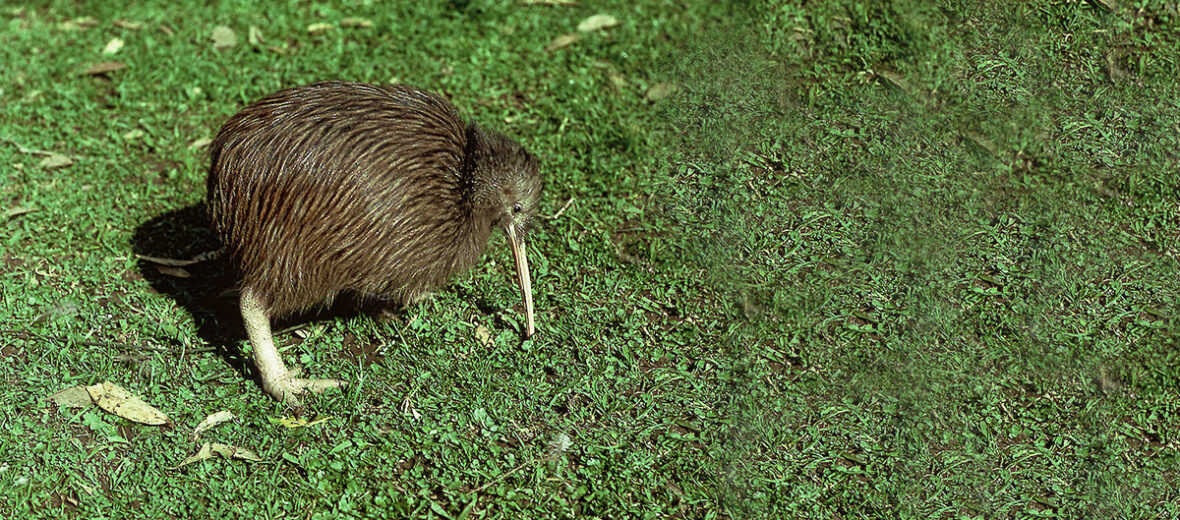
xmin=469 ymin=127 xmax=543 ymax=337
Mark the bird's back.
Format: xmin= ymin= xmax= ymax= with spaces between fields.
xmin=208 ymin=81 xmax=489 ymax=316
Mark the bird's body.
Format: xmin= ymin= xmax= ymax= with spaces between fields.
xmin=207 ymin=81 xmax=541 ymax=404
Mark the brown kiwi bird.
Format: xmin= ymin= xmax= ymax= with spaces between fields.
xmin=207 ymin=81 xmax=541 ymax=404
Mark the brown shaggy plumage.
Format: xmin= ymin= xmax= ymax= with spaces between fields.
xmin=207 ymin=81 xmax=541 ymax=318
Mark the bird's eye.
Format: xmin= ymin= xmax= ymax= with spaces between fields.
xmin=512 ymin=202 xmax=523 ymax=214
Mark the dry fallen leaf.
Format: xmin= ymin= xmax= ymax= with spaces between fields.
xmin=86 ymin=381 xmax=170 ymax=426
xmin=247 ymin=25 xmax=263 ymax=46
xmin=307 ymin=23 xmax=334 ymax=34
xmin=474 ymin=325 xmax=492 ymax=348
xmin=122 ymin=129 xmax=145 ymax=141
xmin=212 ymin=25 xmax=237 ymax=50
xmin=593 ymin=61 xmax=626 ymax=89
xmin=179 ymin=442 xmax=259 ymax=466
xmin=188 ymin=137 xmax=213 ymax=150
xmin=114 ymin=19 xmax=143 ymax=30
xmin=269 ymin=416 xmax=332 ymax=428
xmin=5 ymin=206 xmax=37 ymax=219
xmin=546 ymin=33 xmax=579 ymax=51
xmin=577 ymin=14 xmax=618 ymax=32
xmin=83 ymin=61 xmax=127 ymax=75
xmin=341 ymin=17 xmax=373 ymax=28
xmin=645 ymin=82 xmax=677 ymax=102
xmin=180 ymin=442 xmax=214 ymax=466
xmin=50 ymin=385 xmax=94 ymax=408
xmin=38 ymin=153 xmax=73 ymax=169
xmin=211 ymin=443 xmax=261 ymax=461
xmin=102 ymin=38 xmax=124 ymax=55
xmin=193 ymin=411 xmax=235 ymax=439
xmin=60 ymin=16 xmax=98 ymax=31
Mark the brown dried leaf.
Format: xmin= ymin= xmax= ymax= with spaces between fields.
xmin=193 ymin=411 xmax=235 ymax=439
xmin=341 ymin=17 xmax=373 ymax=28
xmin=247 ymin=25 xmax=264 ymax=46
xmin=210 ymin=443 xmax=262 ymax=461
xmin=645 ymin=82 xmax=677 ymax=102
xmin=60 ymin=16 xmax=98 ymax=31
xmin=50 ymin=385 xmax=94 ymax=408
xmin=179 ymin=443 xmax=214 ymax=466
xmin=83 ymin=61 xmax=127 ymax=75
xmin=593 ymin=61 xmax=626 ymax=89
xmin=474 ymin=325 xmax=492 ymax=348
xmin=177 ymin=442 xmax=263 ymax=467
xmin=38 ymin=153 xmax=73 ymax=169
xmin=212 ymin=25 xmax=237 ymax=50
xmin=268 ymin=416 xmax=332 ymax=428
xmin=188 ymin=137 xmax=213 ymax=150
xmin=577 ymin=14 xmax=618 ymax=32
xmin=86 ymin=381 xmax=170 ymax=426
xmin=114 ymin=19 xmax=143 ymax=30
xmin=102 ymin=38 xmax=124 ymax=55
xmin=307 ymin=23 xmax=334 ymax=34
xmin=5 ymin=206 xmax=37 ymax=219
xmin=546 ymin=33 xmax=579 ymax=51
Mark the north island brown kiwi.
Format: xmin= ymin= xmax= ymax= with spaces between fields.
xmin=207 ymin=81 xmax=541 ymax=404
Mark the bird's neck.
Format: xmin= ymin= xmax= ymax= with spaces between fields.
xmin=464 ymin=125 xmax=508 ymax=231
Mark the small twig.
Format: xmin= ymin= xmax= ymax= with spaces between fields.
xmin=474 ymin=458 xmax=538 ymax=493
xmin=0 ymin=329 xmax=215 ymax=354
xmin=136 ymin=248 xmax=222 ymax=267
xmin=474 ymin=435 xmax=570 ymax=493
xmin=543 ymin=196 xmax=575 ymax=220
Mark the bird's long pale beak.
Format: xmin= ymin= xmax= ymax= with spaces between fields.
xmin=505 ymin=224 xmax=535 ymax=337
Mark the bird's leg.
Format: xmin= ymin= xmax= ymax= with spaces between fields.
xmin=240 ymin=288 xmax=345 ymax=405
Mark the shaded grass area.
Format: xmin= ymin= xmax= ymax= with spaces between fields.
xmin=2 ymin=0 xmax=1179 ymax=518
xmin=655 ymin=1 xmax=1180 ymax=517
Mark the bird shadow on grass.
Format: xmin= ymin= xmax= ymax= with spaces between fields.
xmin=130 ymin=204 xmax=512 ymax=393
xmin=130 ymin=204 xmax=250 ymax=379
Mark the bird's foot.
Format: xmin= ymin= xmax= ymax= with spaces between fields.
xmin=263 ymin=373 xmax=346 ymax=406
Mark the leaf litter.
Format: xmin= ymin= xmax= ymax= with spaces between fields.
xmin=83 ymin=61 xmax=126 ymax=76
xmin=546 ymin=33 xmax=579 ymax=51
xmin=211 ymin=25 xmax=237 ymax=50
xmin=86 ymin=381 xmax=171 ymax=426
xmin=178 ymin=443 xmax=262 ymax=467
xmin=269 ymin=416 xmax=332 ymax=428
xmin=577 ymin=14 xmax=618 ymax=32
xmin=49 ymin=384 xmax=263 ymax=466
xmin=102 ymin=38 xmax=124 ymax=55
xmin=193 ymin=411 xmax=235 ymax=439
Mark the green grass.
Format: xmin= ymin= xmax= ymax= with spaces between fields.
xmin=2 ymin=1 xmax=1179 ymax=518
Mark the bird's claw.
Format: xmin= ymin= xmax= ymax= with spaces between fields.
xmin=264 ymin=375 xmax=346 ymax=406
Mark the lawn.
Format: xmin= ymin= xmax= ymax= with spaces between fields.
xmin=2 ymin=1 xmax=1179 ymax=518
